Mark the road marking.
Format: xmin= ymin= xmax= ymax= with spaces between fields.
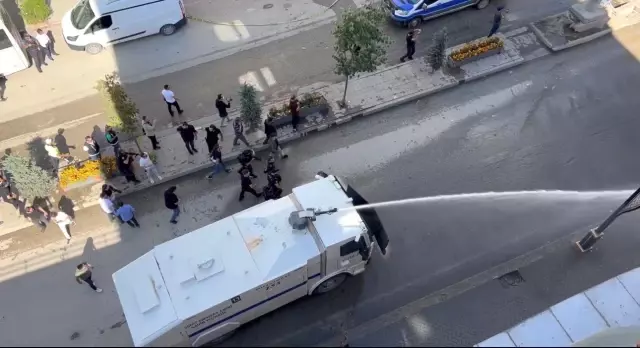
xmin=260 ymin=67 xmax=278 ymax=87
xmin=239 ymin=71 xmax=264 ymax=92
xmin=0 ymin=113 xmax=103 ymax=150
xmin=309 ymin=228 xmax=589 ymax=347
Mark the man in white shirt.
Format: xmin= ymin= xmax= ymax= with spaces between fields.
xmin=162 ymin=84 xmax=184 ymax=117
xmin=44 ymin=138 xmax=69 ymax=172
xmin=139 ymin=152 xmax=163 ymax=184
xmin=98 ymin=192 xmax=120 ymax=222
xmin=51 ymin=211 xmax=74 ymax=243
xmin=35 ymin=29 xmax=58 ymax=61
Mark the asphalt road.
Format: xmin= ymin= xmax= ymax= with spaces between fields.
xmin=1 ymin=24 xmax=640 ymax=346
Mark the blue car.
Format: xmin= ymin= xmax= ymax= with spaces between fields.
xmin=385 ymin=0 xmax=491 ymax=27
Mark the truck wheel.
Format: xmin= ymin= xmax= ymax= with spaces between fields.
xmin=475 ymin=0 xmax=490 ymax=9
xmin=206 ymin=329 xmax=236 ymax=346
xmin=313 ymin=274 xmax=347 ymax=295
xmin=160 ymin=24 xmax=177 ymax=36
xmin=408 ymin=18 xmax=421 ymax=28
xmin=85 ymin=43 xmax=103 ymax=55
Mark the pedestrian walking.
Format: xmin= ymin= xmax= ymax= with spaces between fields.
xmin=25 ymin=205 xmax=49 ymax=232
xmin=488 ymin=6 xmax=504 ymax=37
xmin=0 ymin=73 xmax=7 ymax=101
xmin=139 ymin=152 xmax=163 ymax=184
xmin=177 ymin=121 xmax=198 ymax=155
xmin=117 ymin=151 xmax=141 ymax=184
xmin=98 ymin=192 xmax=120 ymax=222
xmin=141 ymin=116 xmax=160 ymax=150
xmin=0 ymin=174 xmax=18 ymax=208
xmin=162 ymin=84 xmax=184 ymax=117
xmin=164 ymin=186 xmax=180 ymax=224
xmin=22 ymin=32 xmax=45 ymax=73
xmin=206 ymin=143 xmax=231 ymax=179
xmin=205 ymin=124 xmax=223 ymax=153
xmin=75 ymin=262 xmax=103 ymax=293
xmin=239 ymin=168 xmax=262 ymax=201
xmin=400 ymin=29 xmax=419 ymax=62
xmin=215 ymin=94 xmax=232 ymax=127
xmin=35 ymin=28 xmax=58 ymax=61
xmin=82 ymin=135 xmax=101 ymax=160
xmin=289 ymin=94 xmax=301 ymax=131
xmin=263 ymin=116 xmax=278 ymax=144
xmin=51 ymin=210 xmax=74 ymax=242
xmin=232 ymin=117 xmax=251 ymax=148
xmin=268 ymin=135 xmax=288 ymax=159
xmin=263 ymin=154 xmax=283 ymax=201
xmin=45 ymin=138 xmax=70 ymax=172
xmin=115 ymin=201 xmax=140 ymax=228
xmin=105 ymin=126 xmax=120 ymax=155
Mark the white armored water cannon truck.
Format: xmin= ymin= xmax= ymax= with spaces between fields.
xmin=112 ymin=172 xmax=389 ymax=347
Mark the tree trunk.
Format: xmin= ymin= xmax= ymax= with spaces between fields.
xmin=341 ymin=75 xmax=349 ymax=108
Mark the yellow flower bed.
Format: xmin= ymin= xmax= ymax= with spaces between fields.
xmin=450 ymin=37 xmax=504 ymax=62
xmin=59 ymin=156 xmax=118 ymax=188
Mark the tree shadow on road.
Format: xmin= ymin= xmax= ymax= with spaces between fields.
xmin=26 ymin=136 xmax=52 ymax=171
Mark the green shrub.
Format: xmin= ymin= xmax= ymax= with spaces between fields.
xmin=2 ymin=154 xmax=56 ymax=201
xmin=96 ymin=73 xmax=140 ymax=135
xmin=19 ymin=0 xmax=52 ymax=24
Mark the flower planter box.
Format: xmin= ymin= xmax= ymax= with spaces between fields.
xmin=448 ymin=46 xmax=503 ymax=68
xmin=270 ymin=102 xmax=330 ymax=128
xmin=60 ymin=175 xmax=105 ymax=191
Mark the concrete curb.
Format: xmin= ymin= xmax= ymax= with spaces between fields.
xmin=460 ymin=56 xmax=526 ymax=84
xmin=530 ymin=22 xmax=612 ymax=52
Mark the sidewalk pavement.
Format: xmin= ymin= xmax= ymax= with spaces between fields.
xmin=0 ymin=31 xmax=529 ymax=236
xmin=0 ymin=0 xmax=343 ymax=122
xmin=476 ymin=266 xmax=640 ymax=347
xmin=530 ymin=0 xmax=640 ymax=51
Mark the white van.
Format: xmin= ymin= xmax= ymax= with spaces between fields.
xmin=61 ymin=0 xmax=187 ymax=54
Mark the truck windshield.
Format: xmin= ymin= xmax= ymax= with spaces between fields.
xmin=70 ymin=0 xmax=95 ymax=30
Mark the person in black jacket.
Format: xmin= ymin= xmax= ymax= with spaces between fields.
xmin=0 ymin=74 xmax=7 ymax=101
xmin=205 ymin=124 xmax=223 ymax=154
xmin=83 ymin=136 xmax=101 ymax=160
xmin=263 ymin=117 xmax=277 ymax=144
xmin=239 ymin=169 xmax=261 ymax=201
xmin=215 ymin=94 xmax=232 ymax=127
xmin=117 ymin=152 xmax=140 ymax=184
xmin=177 ymin=121 xmax=198 ymax=155
xmin=488 ymin=7 xmax=504 ymax=38
xmin=164 ymin=186 xmax=180 ymax=224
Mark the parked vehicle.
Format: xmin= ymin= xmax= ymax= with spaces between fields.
xmin=61 ymin=0 xmax=187 ymax=54
xmin=0 ymin=4 xmax=29 ymax=75
xmin=113 ymin=174 xmax=389 ymax=346
xmin=385 ymin=0 xmax=491 ymax=27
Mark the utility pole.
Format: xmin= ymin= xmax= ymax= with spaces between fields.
xmin=576 ymin=187 xmax=640 ymax=252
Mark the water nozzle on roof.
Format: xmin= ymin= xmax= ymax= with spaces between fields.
xmin=288 ymin=208 xmax=338 ymax=230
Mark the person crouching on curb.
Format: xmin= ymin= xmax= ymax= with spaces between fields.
xmin=139 ymin=152 xmax=163 ymax=184
xmin=75 ymin=262 xmax=102 ymax=293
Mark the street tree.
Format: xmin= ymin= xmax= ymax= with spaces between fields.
xmin=239 ymin=83 xmax=262 ymax=132
xmin=1 ymin=154 xmax=56 ymax=201
xmin=96 ymin=73 xmax=140 ymax=135
xmin=426 ymin=27 xmax=448 ymax=72
xmin=333 ymin=6 xmax=391 ymax=108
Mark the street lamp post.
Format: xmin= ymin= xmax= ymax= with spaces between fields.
xmin=576 ymin=187 xmax=640 ymax=252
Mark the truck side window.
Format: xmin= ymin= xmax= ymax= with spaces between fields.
xmin=0 ymin=29 xmax=12 ymax=50
xmin=340 ymin=241 xmax=360 ymax=256
xmin=88 ymin=15 xmax=113 ymax=33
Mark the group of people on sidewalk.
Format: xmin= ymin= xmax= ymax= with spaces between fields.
xmin=22 ymin=28 xmax=59 ymax=74
xmin=98 ymin=183 xmax=141 ymax=228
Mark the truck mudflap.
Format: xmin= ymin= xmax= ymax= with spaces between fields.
xmin=344 ymin=185 xmax=389 ymax=255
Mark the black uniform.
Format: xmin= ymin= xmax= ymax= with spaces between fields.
xmin=23 ymin=34 xmax=44 ymax=73
xmin=239 ymin=175 xmax=261 ymax=201
xmin=177 ymin=124 xmax=198 ymax=154
xmin=400 ymin=31 xmax=416 ymax=62
xmin=205 ymin=126 xmax=222 ymax=153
